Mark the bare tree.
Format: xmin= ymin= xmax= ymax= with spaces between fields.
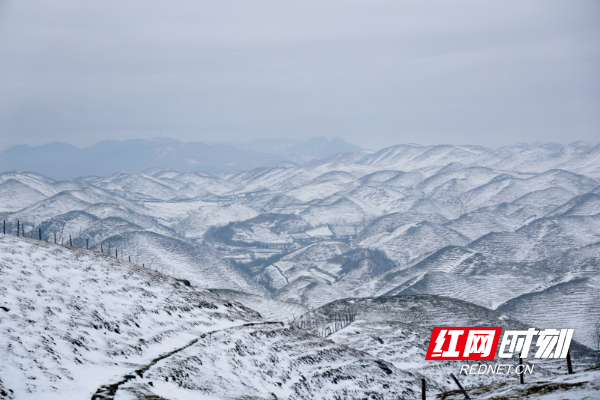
xmin=145 ymin=255 xmax=159 ymax=270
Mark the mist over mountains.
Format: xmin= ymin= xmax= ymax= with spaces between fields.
xmin=226 ymin=136 xmax=362 ymax=164
xmin=0 ymin=137 xmax=361 ymax=180
xmin=5 ymin=138 xmax=599 ymax=182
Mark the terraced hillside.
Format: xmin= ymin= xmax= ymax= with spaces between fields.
xmin=0 ymin=236 xmax=259 ymax=399
xmin=1 ymin=236 xmax=453 ymax=399
xmin=2 ymin=141 xmax=600 ymax=398
xmin=317 ymin=295 xmax=599 ymax=392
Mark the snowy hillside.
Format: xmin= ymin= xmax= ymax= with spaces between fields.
xmin=115 ymin=322 xmax=423 ymax=400
xmin=2 ymin=141 xmax=600 ymax=398
xmin=497 ymin=270 xmax=600 ymax=349
xmin=317 ymin=295 xmax=599 ymax=390
xmin=0 ymin=236 xmax=259 ymax=399
xmin=1 ymin=236 xmax=445 ymax=400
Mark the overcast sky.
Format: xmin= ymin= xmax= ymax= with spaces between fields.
xmin=0 ymin=0 xmax=598 ymax=150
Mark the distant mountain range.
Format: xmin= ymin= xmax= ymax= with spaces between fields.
xmin=3 ymin=139 xmax=599 ymax=181
xmin=0 ymin=137 xmax=362 ymax=180
xmin=1 ymin=141 xmax=600 ymax=350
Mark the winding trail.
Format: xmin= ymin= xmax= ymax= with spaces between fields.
xmin=91 ymin=321 xmax=283 ymax=400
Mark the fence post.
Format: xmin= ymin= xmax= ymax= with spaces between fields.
xmin=17 ymin=220 xmax=19 ymax=237
xmin=115 ymin=249 xmax=118 ymax=258
xmin=128 ymin=256 xmax=131 ymax=262
xmin=86 ymin=239 xmax=88 ymax=249
xmin=22 ymin=225 xmax=24 ymax=237
xmin=567 ymin=351 xmax=573 ymax=374
xmin=3 ymin=220 xmax=4 ymax=234
xmin=54 ymin=231 xmax=57 ymax=244
xmin=421 ymin=378 xmax=426 ymax=400
xmin=449 ymin=373 xmax=470 ymax=399
xmin=519 ymin=353 xmax=524 ymax=384
xmin=39 ymin=228 xmax=41 ymax=240
xmin=69 ymin=235 xmax=72 ymax=247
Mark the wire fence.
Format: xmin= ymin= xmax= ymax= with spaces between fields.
xmin=2 ymin=219 xmax=142 ymax=266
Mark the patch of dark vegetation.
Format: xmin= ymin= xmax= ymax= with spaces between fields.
xmin=197 ymin=301 xmax=218 ymax=309
xmin=232 ymin=252 xmax=288 ymax=276
xmin=0 ymin=387 xmax=15 ymax=400
xmin=329 ymin=249 xmax=396 ymax=279
xmin=204 ymin=214 xmax=306 ymax=248
xmin=245 ymin=213 xmax=292 ymax=225
xmin=174 ymin=278 xmax=191 ymax=287
xmin=204 ymin=222 xmax=258 ymax=247
xmin=438 ymin=380 xmax=588 ymax=400
xmin=374 ymin=360 xmax=394 ymax=375
xmin=204 ymin=223 xmax=236 ymax=244
xmin=246 ymin=213 xmax=309 ymax=234
xmin=521 ymin=381 xmax=586 ymax=396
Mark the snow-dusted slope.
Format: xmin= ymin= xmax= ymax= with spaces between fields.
xmin=317 ymin=295 xmax=599 ymax=389
xmin=469 ymin=214 xmax=600 ymax=262
xmin=115 ymin=322 xmax=423 ymax=400
xmin=328 ymin=320 xmax=553 ymax=394
xmin=438 ymin=368 xmax=600 ymax=399
xmin=0 ymin=236 xmax=260 ymax=400
xmin=361 ymin=221 xmax=470 ymax=266
xmin=1 ymin=236 xmax=442 ymax=400
xmin=95 ymin=231 xmax=267 ymax=295
xmin=176 ymin=203 xmax=259 ymax=238
xmin=0 ymin=179 xmax=47 ymax=212
xmin=210 ymin=289 xmax=308 ymax=321
xmin=497 ymin=271 xmax=600 ymax=349
xmin=357 ymin=246 xmax=551 ymax=309
xmin=546 ymin=192 xmax=600 ymax=217
xmin=2 ymin=140 xmax=600 ymax=399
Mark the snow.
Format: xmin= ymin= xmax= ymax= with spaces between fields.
xmin=176 ymin=203 xmax=258 ymax=238
xmin=116 ymin=322 xmax=423 ymax=399
xmin=305 ymin=225 xmax=333 ymax=237
xmin=439 ymin=368 xmax=600 ymax=399
xmin=2 ymin=142 xmax=600 ymax=399
xmin=0 ymin=236 xmax=259 ymax=399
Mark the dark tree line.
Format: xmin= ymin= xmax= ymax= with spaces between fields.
xmin=290 ymin=312 xmax=356 ymax=337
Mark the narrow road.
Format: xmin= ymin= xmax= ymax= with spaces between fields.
xmin=91 ymin=321 xmax=283 ymax=400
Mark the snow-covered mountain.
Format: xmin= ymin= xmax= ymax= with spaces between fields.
xmin=1 ymin=236 xmax=433 ymax=399
xmin=0 ymin=137 xmax=364 ymax=181
xmin=0 ymin=236 xmax=260 ymax=399
xmin=0 ymin=139 xmax=288 ymax=180
xmin=313 ymin=295 xmax=599 ymax=393
xmin=2 ymin=141 xmax=600 ymax=398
